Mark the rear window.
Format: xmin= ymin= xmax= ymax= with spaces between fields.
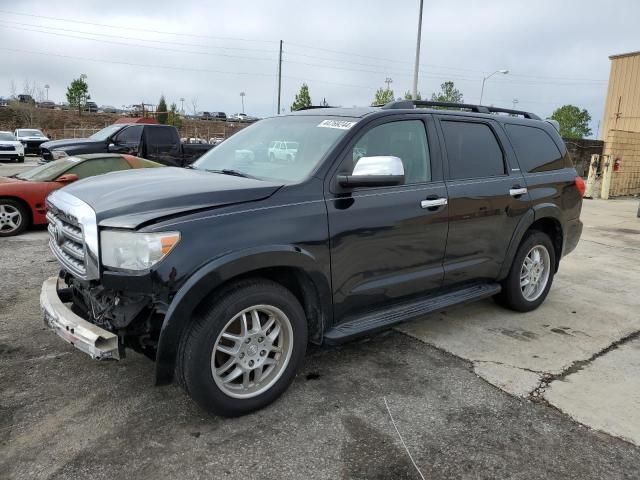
xmin=505 ymin=124 xmax=564 ymax=173
xmin=441 ymin=121 xmax=505 ymax=179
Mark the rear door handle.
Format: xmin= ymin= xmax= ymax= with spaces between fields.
xmin=421 ymin=198 xmax=448 ymax=209
xmin=509 ymin=187 xmax=528 ymax=197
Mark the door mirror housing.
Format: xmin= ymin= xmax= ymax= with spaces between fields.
xmin=54 ymin=173 xmax=79 ymax=183
xmin=338 ymin=156 xmax=405 ymax=188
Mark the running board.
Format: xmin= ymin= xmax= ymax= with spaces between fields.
xmin=324 ymin=283 xmax=501 ymax=344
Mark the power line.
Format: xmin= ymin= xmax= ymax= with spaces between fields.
xmin=0 ymin=47 xmax=277 ymax=78
xmin=0 ymin=9 xmax=278 ymax=44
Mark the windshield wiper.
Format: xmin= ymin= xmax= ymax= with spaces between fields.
xmin=205 ymin=169 xmax=256 ymax=179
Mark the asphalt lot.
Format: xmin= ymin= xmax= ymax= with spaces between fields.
xmin=1 ymin=186 xmax=639 ymax=478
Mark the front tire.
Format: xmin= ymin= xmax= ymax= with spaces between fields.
xmin=177 ymin=279 xmax=307 ymax=417
xmin=497 ymin=231 xmax=556 ymax=312
xmin=0 ymin=199 xmax=29 ymax=237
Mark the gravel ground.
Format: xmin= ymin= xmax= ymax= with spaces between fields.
xmin=1 ymin=234 xmax=639 ymax=479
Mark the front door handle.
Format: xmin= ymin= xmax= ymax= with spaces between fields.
xmin=421 ymin=198 xmax=448 ymax=209
xmin=509 ymin=187 xmax=528 ymax=197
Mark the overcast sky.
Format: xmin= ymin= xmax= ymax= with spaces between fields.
xmin=0 ymin=0 xmax=637 ymax=137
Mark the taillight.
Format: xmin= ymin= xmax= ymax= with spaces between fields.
xmin=575 ymin=176 xmax=586 ymax=197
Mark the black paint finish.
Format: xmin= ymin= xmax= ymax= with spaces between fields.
xmin=55 ymin=108 xmax=584 ymax=384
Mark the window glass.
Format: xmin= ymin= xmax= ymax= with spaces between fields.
xmin=68 ymin=157 xmax=130 ymax=179
xmin=505 ymin=124 xmax=565 ymax=173
xmin=145 ymin=126 xmax=173 ymax=145
xmin=114 ymin=126 xmax=143 ymax=145
xmin=351 ymin=120 xmax=431 ymax=184
xmin=441 ymin=121 xmax=505 ymax=179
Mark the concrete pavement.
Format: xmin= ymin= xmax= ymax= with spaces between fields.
xmin=398 ymin=198 xmax=640 ymax=445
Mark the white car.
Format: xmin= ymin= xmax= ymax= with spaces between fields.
xmin=0 ymin=131 xmax=25 ymax=163
xmin=13 ymin=128 xmax=49 ymax=155
xmin=268 ymin=141 xmax=298 ymax=163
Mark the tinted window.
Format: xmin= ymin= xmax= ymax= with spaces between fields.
xmin=114 ymin=126 xmax=143 ymax=145
xmin=145 ymin=126 xmax=173 ymax=145
xmin=441 ymin=121 xmax=505 ymax=179
xmin=505 ymin=124 xmax=564 ymax=173
xmin=68 ymin=157 xmax=130 ymax=179
xmin=351 ymin=120 xmax=431 ymax=184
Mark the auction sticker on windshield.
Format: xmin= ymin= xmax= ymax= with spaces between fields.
xmin=317 ymin=119 xmax=356 ymax=130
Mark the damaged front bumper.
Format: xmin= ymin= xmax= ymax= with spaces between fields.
xmin=40 ymin=276 xmax=120 ymax=360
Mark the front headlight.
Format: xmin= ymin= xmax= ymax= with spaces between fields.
xmin=101 ymin=230 xmax=180 ymax=271
xmin=51 ymin=150 xmax=68 ymax=160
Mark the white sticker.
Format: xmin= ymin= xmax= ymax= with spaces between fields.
xmin=317 ymin=119 xmax=356 ymax=130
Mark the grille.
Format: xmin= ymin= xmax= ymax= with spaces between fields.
xmin=0 ymin=145 xmax=14 ymax=151
xmin=47 ymin=210 xmax=87 ymax=278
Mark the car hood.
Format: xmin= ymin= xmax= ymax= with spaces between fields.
xmin=58 ymin=167 xmax=283 ymax=228
xmin=41 ymin=138 xmax=100 ymax=150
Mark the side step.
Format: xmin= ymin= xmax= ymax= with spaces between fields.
xmin=324 ymin=283 xmax=501 ymax=344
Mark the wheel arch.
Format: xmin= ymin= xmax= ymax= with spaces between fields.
xmin=499 ymin=205 xmax=564 ymax=279
xmin=154 ymin=245 xmax=331 ymax=385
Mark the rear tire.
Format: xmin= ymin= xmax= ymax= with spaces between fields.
xmin=496 ymin=231 xmax=556 ymax=312
xmin=177 ymin=278 xmax=307 ymax=417
xmin=0 ymin=199 xmax=29 ymax=237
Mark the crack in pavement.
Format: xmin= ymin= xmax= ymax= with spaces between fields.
xmin=528 ymin=329 xmax=640 ymax=401
xmin=473 ymin=359 xmax=545 ymax=375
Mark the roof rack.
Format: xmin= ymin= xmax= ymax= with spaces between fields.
xmin=297 ymin=105 xmax=338 ymax=110
xmin=381 ymin=100 xmax=540 ymax=120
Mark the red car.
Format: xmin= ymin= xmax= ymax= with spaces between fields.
xmin=0 ymin=153 xmax=163 ymax=236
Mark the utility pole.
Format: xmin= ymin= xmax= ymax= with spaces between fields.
xmin=385 ymin=77 xmax=393 ymax=91
xmin=240 ymin=92 xmax=245 ymax=114
xmin=277 ymin=40 xmax=283 ymax=115
xmin=412 ymin=0 xmax=424 ymax=100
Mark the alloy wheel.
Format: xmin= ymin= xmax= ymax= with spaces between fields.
xmin=520 ymin=245 xmax=551 ymax=302
xmin=0 ymin=204 xmax=23 ymax=234
xmin=211 ymin=304 xmax=294 ymax=399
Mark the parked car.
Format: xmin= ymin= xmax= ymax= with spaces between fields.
xmin=40 ymin=123 xmax=213 ymax=167
xmin=0 ymin=131 xmax=25 ymax=163
xmin=0 ymin=97 xmax=10 ymax=108
xmin=84 ymin=101 xmax=98 ymax=113
xmin=212 ymin=111 xmax=227 ymax=121
xmin=230 ymin=113 xmax=259 ymax=122
xmin=268 ymin=140 xmax=299 ymax=162
xmin=17 ymin=94 xmax=35 ymax=104
xmin=14 ymin=128 xmax=49 ymax=154
xmin=40 ymin=101 xmax=584 ymax=417
xmin=100 ymin=105 xmax=118 ymax=114
xmin=0 ymin=153 xmax=163 ymax=236
xmin=37 ymin=101 xmax=56 ymax=109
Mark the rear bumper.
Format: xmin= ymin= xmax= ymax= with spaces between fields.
xmin=40 ymin=276 xmax=120 ymax=360
xmin=563 ymin=218 xmax=583 ymax=257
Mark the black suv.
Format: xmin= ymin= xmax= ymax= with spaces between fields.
xmin=41 ymin=101 xmax=584 ymax=416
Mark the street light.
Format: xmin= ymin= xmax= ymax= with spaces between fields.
xmin=512 ymin=98 xmax=519 ymax=109
xmin=240 ymin=91 xmax=245 ymax=114
xmin=179 ymin=97 xmax=185 ymax=113
xmin=412 ymin=0 xmax=424 ymax=100
xmin=479 ymin=69 xmax=508 ymax=105
xmin=44 ymin=84 xmax=50 ymax=100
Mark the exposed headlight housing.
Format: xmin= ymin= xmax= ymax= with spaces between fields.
xmin=101 ymin=230 xmax=180 ymax=271
xmin=51 ymin=150 xmax=68 ymax=160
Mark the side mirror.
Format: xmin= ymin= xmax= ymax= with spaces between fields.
xmin=338 ymin=156 xmax=405 ymax=188
xmin=55 ymin=173 xmax=79 ymax=183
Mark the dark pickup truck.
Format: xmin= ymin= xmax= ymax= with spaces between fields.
xmin=40 ymin=123 xmax=213 ymax=167
xmin=41 ymin=100 xmax=584 ymax=417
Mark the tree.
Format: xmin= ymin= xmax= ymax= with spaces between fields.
xmin=167 ymin=102 xmax=182 ymax=129
xmin=189 ymin=97 xmax=199 ymax=117
xmin=291 ymin=83 xmax=312 ymax=111
xmin=372 ymin=87 xmax=394 ymax=105
xmin=550 ymin=105 xmax=592 ymax=139
xmin=157 ymin=95 xmax=168 ymax=124
xmin=66 ymin=75 xmax=90 ymax=116
xmin=404 ymin=90 xmax=422 ymax=100
xmin=430 ymin=81 xmax=463 ymax=103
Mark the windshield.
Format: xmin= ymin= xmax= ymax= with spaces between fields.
xmin=89 ymin=125 xmax=123 ymax=141
xmin=17 ymin=129 xmax=44 ymax=137
xmin=193 ymin=116 xmax=357 ymax=182
xmin=0 ymin=133 xmax=16 ymax=141
xmin=16 ymin=157 xmax=82 ymax=181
